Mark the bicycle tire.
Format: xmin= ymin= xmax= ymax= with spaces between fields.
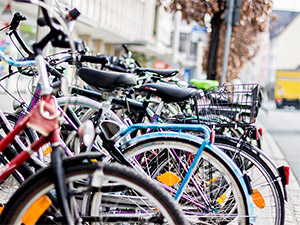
xmin=123 ymin=137 xmax=251 ymax=224
xmin=0 ymin=157 xmax=188 ymax=225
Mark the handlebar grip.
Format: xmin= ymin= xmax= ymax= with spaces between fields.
xmin=80 ymin=55 xmax=108 ymax=65
xmin=10 ymin=12 xmax=27 ymax=30
xmin=68 ymin=8 xmax=80 ymax=20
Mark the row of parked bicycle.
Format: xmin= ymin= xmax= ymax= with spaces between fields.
xmin=0 ymin=1 xmax=289 ymax=224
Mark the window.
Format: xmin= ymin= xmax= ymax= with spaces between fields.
xmin=179 ymin=33 xmax=189 ymax=53
xmin=189 ymin=42 xmax=197 ymax=57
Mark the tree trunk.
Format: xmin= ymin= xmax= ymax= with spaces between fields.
xmin=206 ymin=10 xmax=223 ymax=80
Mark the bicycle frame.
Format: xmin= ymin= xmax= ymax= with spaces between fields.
xmin=0 ymin=95 xmax=60 ymax=181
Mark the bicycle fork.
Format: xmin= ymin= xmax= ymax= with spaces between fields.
xmin=51 ymin=144 xmax=74 ymax=225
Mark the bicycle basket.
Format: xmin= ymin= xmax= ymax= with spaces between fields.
xmin=194 ymin=83 xmax=259 ymax=126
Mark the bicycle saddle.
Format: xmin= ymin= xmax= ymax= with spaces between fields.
xmin=77 ymin=67 xmax=136 ymax=89
xmin=134 ymin=68 xmax=178 ymax=78
xmin=139 ymin=83 xmax=198 ymax=103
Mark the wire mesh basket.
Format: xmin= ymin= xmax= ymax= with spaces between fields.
xmin=193 ymin=83 xmax=259 ymax=126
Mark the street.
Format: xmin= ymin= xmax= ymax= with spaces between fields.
xmin=258 ymin=100 xmax=300 ymax=184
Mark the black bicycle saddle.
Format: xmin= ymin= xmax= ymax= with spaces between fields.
xmin=139 ymin=83 xmax=198 ymax=103
xmin=77 ymin=67 xmax=136 ymax=90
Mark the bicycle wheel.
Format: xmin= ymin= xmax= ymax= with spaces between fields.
xmin=123 ymin=138 xmax=250 ymax=224
xmin=0 ymin=157 xmax=21 ymax=205
xmin=215 ymin=136 xmax=285 ymax=225
xmin=0 ymin=157 xmax=188 ymax=225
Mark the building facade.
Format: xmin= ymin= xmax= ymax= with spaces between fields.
xmin=0 ymin=0 xmax=207 ymax=90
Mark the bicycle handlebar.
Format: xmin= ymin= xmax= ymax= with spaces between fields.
xmin=13 ymin=0 xmax=31 ymax=2
xmin=7 ymin=12 xmax=35 ymax=57
xmin=135 ymin=59 xmax=141 ymax=67
xmin=80 ymin=55 xmax=108 ymax=65
xmin=122 ymin=44 xmax=129 ymax=54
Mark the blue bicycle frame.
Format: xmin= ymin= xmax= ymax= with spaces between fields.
xmin=0 ymin=51 xmax=35 ymax=67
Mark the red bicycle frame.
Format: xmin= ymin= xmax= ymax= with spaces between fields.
xmin=0 ymin=95 xmax=61 ymax=182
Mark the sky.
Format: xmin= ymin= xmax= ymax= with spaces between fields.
xmin=273 ymin=0 xmax=300 ymax=12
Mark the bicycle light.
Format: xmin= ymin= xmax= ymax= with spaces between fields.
xmin=78 ymin=120 xmax=95 ymax=146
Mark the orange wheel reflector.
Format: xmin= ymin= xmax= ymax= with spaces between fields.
xmin=252 ymin=189 xmax=265 ymax=209
xmin=22 ymin=195 xmax=52 ymax=225
xmin=43 ymin=146 xmax=52 ymax=156
xmin=0 ymin=206 xmax=4 ymax=214
xmin=217 ymin=194 xmax=227 ymax=204
xmin=157 ymin=171 xmax=182 ymax=186
xmin=206 ymin=176 xmax=218 ymax=186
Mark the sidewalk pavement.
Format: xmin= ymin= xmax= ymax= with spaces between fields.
xmin=258 ymin=120 xmax=300 ymax=225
